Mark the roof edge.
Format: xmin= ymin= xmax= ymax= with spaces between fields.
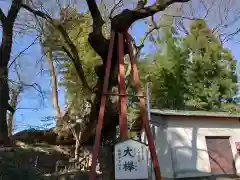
xmin=150 ymin=109 xmax=240 ymax=118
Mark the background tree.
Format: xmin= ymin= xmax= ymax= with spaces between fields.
xmin=183 ymin=20 xmax=237 ymax=111
xmin=141 ymin=19 xmax=237 ymax=112
xmin=0 ymin=0 xmax=22 ymax=145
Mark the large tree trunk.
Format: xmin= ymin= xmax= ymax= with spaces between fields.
xmin=0 ymin=68 xmax=10 ymax=145
xmin=0 ymin=21 xmax=11 ymax=146
xmin=0 ymin=0 xmax=22 ymax=145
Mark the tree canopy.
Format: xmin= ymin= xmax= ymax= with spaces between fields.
xmin=140 ymin=19 xmax=237 ymax=112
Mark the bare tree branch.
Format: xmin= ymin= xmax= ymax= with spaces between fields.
xmin=7 ymin=0 xmax=23 ymax=22
xmin=85 ymin=0 xmax=109 ymax=62
xmin=24 ymin=82 xmax=45 ymax=100
xmin=163 ymin=14 xmax=200 ymax=21
xmin=8 ymin=36 xmax=39 ymax=69
xmin=86 ymin=0 xmax=105 ymax=33
xmin=178 ymin=0 xmax=240 ymax=44
xmin=222 ymin=28 xmax=240 ymax=43
xmin=16 ymin=107 xmax=38 ymax=111
xmin=0 ymin=9 xmax=6 ymax=23
xmin=109 ymin=0 xmax=123 ymax=19
xmin=21 ymin=4 xmax=53 ymax=21
xmin=201 ymin=0 xmax=215 ymax=19
xmin=111 ymin=0 xmax=190 ymax=31
xmin=133 ymin=15 xmax=167 ymax=58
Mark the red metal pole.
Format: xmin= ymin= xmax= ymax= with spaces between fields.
xmin=118 ymin=33 xmax=128 ymax=140
xmin=125 ymin=32 xmax=162 ymax=180
xmin=89 ymin=32 xmax=115 ymax=180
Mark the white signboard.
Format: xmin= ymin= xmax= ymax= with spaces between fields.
xmin=114 ymin=139 xmax=148 ymax=179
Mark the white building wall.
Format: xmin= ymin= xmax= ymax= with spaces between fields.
xmin=145 ymin=115 xmax=240 ymax=179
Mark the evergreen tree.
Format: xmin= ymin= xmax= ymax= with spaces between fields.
xmin=41 ymin=9 xmax=101 ymax=120
xmin=183 ymin=20 xmax=237 ymax=111
xmin=141 ymin=19 xmax=238 ymax=112
xmin=150 ymin=24 xmax=189 ymax=109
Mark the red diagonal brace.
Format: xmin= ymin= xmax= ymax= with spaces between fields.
xmin=90 ymin=31 xmax=162 ymax=180
xmin=118 ymin=33 xmax=128 ymax=140
xmin=89 ymin=32 xmax=115 ymax=180
xmin=125 ymin=32 xmax=162 ymax=180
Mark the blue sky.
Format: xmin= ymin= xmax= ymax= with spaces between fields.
xmin=1 ymin=1 xmax=240 ymax=133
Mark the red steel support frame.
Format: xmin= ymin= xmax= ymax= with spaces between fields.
xmin=118 ymin=33 xmax=128 ymax=140
xmin=125 ymin=32 xmax=162 ymax=180
xmin=89 ymin=31 xmax=162 ymax=180
xmin=89 ymin=32 xmax=115 ymax=180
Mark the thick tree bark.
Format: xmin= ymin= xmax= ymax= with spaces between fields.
xmin=0 ymin=17 xmax=10 ymax=145
xmin=0 ymin=69 xmax=9 ymax=144
xmin=0 ymin=0 xmax=22 ymax=145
